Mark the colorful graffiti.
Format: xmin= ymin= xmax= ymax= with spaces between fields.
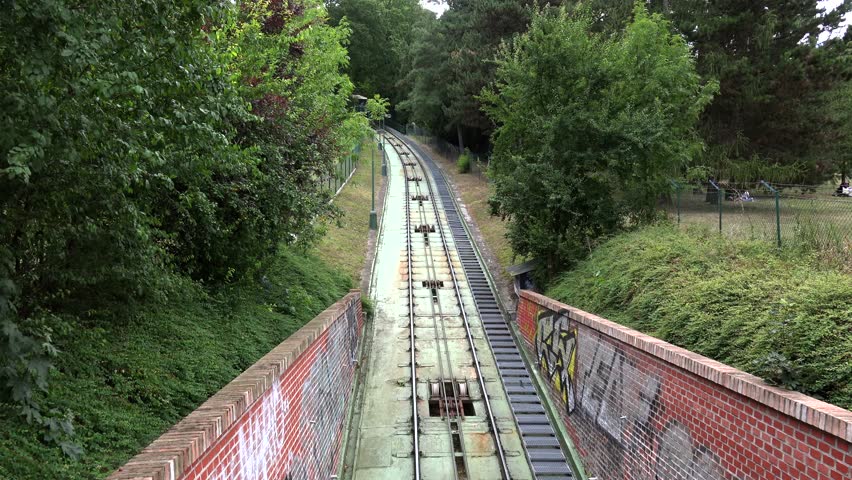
xmin=534 ymin=308 xmax=578 ymax=413
xmin=525 ymin=301 xmax=724 ymax=480
xmin=208 ymin=298 xmax=361 ymax=480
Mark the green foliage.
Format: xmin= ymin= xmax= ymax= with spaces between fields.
xmin=0 ymin=0 xmax=360 ymax=453
xmin=456 ymin=150 xmax=472 ymax=174
xmin=399 ymin=0 xmax=540 ymax=149
xmin=583 ymin=0 xmax=852 ymax=183
xmin=365 ymin=95 xmax=391 ymax=123
xmin=484 ymin=4 xmax=716 ymax=273
xmin=0 ymin=247 xmax=351 ymax=479
xmin=328 ymin=0 xmax=433 ymax=113
xmin=547 ymin=224 xmax=852 ymax=410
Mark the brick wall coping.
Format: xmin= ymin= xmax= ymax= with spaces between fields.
xmin=520 ymin=290 xmax=852 ymax=444
xmin=108 ymin=289 xmax=362 ymax=480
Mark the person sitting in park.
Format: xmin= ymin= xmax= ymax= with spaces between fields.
xmin=740 ymin=190 xmax=753 ymax=202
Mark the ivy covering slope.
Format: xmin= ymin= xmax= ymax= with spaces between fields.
xmin=1 ymin=0 xmax=364 ymax=456
xmin=547 ymin=225 xmax=852 ymax=410
xmin=0 ymin=247 xmax=351 ymax=479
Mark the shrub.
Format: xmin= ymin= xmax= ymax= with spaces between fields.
xmin=546 ymin=224 xmax=852 ymax=409
xmin=457 ymin=150 xmax=472 ymax=173
xmin=483 ymin=4 xmax=717 ymax=274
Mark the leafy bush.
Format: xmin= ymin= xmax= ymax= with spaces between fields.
xmin=0 ymin=0 xmax=365 ymax=451
xmin=483 ymin=4 xmax=717 ymax=275
xmin=0 ymin=247 xmax=351 ymax=480
xmin=457 ymin=151 xmax=472 ymax=174
xmin=547 ymin=224 xmax=852 ymax=409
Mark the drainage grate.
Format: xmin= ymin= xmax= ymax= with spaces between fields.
xmin=407 ymin=176 xmax=422 ymax=182
xmin=422 ymin=280 xmax=444 ymax=288
xmin=414 ymin=224 xmax=436 ymax=233
xmin=411 ymin=195 xmax=429 ymax=202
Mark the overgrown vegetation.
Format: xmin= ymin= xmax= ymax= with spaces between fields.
xmin=315 ymin=140 xmax=380 ymax=283
xmin=456 ymin=150 xmax=472 ymax=174
xmin=0 ymin=247 xmax=351 ymax=479
xmin=399 ymin=0 xmax=540 ymax=150
xmin=1 ymin=0 xmax=364 ymax=453
xmin=547 ymin=225 xmax=852 ymax=410
xmin=484 ymin=4 xmax=716 ymax=274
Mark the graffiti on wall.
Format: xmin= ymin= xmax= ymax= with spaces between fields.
xmin=530 ymin=304 xmax=724 ymax=480
xmin=534 ymin=308 xmax=578 ymax=413
xmin=212 ymin=299 xmax=360 ymax=480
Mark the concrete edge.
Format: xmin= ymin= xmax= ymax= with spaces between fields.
xmin=108 ymin=290 xmax=363 ymax=480
xmin=520 ymin=289 xmax=852 ymax=444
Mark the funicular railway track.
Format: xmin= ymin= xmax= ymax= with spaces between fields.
xmin=390 ymin=130 xmax=510 ymax=480
xmin=385 ymin=127 xmax=575 ymax=480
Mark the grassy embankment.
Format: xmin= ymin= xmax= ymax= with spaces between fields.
xmin=315 ymin=137 xmax=381 ymax=283
xmin=0 ymin=140 xmax=384 ymax=479
xmin=546 ymin=224 xmax=852 ymax=410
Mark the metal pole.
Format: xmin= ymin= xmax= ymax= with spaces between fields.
xmin=677 ymin=186 xmax=681 ymax=226
xmin=761 ymin=180 xmax=781 ymax=248
xmin=369 ymin=138 xmax=377 ymax=229
xmin=775 ymin=190 xmax=781 ymax=247
xmin=719 ymin=188 xmax=724 ymax=234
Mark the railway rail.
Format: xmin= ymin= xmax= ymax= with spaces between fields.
xmin=391 ymin=131 xmax=510 ymax=479
xmin=386 ymin=127 xmax=575 ymax=480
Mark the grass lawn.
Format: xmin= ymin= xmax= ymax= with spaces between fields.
xmin=314 ymin=138 xmax=381 ymax=284
xmin=670 ymin=189 xmax=852 ymax=260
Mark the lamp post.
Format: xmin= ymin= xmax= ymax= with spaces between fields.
xmin=369 ymin=131 xmax=378 ymax=230
xmin=381 ymin=117 xmax=388 ymax=177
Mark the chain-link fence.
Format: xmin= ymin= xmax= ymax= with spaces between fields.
xmin=666 ymin=180 xmax=852 ymax=257
xmin=404 ymin=123 xmax=491 ymax=179
xmin=325 ymin=141 xmax=362 ymax=196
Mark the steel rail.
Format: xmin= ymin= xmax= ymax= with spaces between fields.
xmin=398 ymin=135 xmax=422 ymax=480
xmin=388 ymin=130 xmax=512 ymax=480
xmin=390 ymin=127 xmax=576 ymax=480
xmin=390 ymin=134 xmax=470 ymax=480
xmin=393 ymin=134 xmax=463 ymax=480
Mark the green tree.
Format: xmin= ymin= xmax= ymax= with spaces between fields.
xmin=328 ymin=0 xmax=432 ymax=113
xmin=400 ymin=0 xmax=546 ymax=150
xmin=365 ymin=94 xmax=391 ymax=123
xmin=0 ymin=0 xmax=360 ymax=453
xmin=584 ymin=0 xmax=852 ymax=182
xmin=483 ymin=4 xmax=716 ymax=275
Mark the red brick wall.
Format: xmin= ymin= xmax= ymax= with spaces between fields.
xmin=517 ymin=290 xmax=852 ymax=480
xmin=109 ymin=290 xmax=363 ymax=480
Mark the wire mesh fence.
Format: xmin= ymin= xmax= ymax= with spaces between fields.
xmin=325 ymin=141 xmax=362 ymax=196
xmin=666 ymin=180 xmax=852 ymax=257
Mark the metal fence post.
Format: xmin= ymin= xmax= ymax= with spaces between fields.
xmin=669 ymin=180 xmax=681 ymax=225
xmin=719 ymin=188 xmax=724 ymax=234
xmin=760 ymin=180 xmax=781 ymax=248
xmin=677 ymin=185 xmax=681 ymax=225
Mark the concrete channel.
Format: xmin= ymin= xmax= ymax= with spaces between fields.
xmin=344 ymin=129 xmax=574 ymax=480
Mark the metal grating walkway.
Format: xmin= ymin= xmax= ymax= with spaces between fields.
xmin=388 ymin=128 xmax=575 ymax=480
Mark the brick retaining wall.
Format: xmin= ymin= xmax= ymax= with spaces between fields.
xmin=517 ymin=290 xmax=851 ymax=480
xmin=109 ymin=290 xmax=363 ymax=480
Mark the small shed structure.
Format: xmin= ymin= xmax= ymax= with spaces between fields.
xmin=506 ymin=259 xmax=539 ymax=296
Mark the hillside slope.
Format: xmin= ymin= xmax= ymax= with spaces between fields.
xmin=547 ymin=225 xmax=852 ymax=410
xmin=0 ymin=248 xmax=351 ymax=479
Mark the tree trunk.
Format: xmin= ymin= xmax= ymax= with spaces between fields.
xmin=456 ymin=125 xmax=464 ymax=153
